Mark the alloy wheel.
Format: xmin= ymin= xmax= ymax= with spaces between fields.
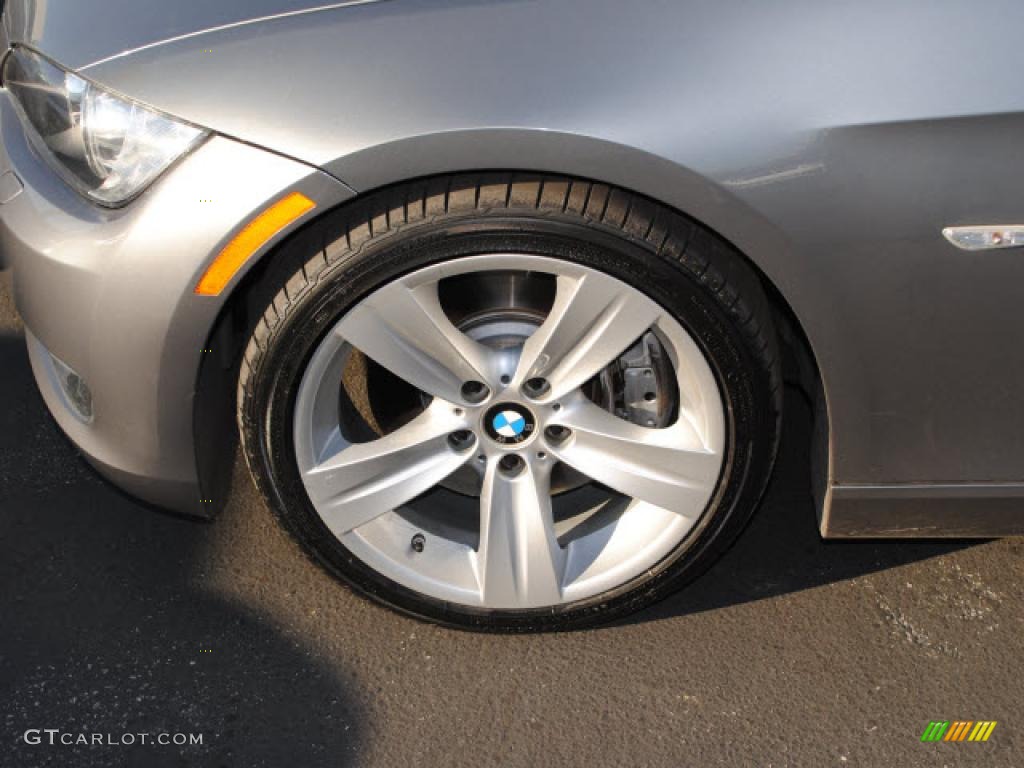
xmin=292 ymin=253 xmax=726 ymax=610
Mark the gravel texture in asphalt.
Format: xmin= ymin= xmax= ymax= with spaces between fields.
xmin=0 ymin=273 xmax=1021 ymax=767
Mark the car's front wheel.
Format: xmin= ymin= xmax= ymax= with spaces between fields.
xmin=238 ymin=175 xmax=781 ymax=631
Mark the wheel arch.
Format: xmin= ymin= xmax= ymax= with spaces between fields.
xmin=195 ymin=151 xmax=833 ymax=526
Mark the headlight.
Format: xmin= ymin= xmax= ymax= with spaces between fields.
xmin=2 ymin=46 xmax=208 ymax=206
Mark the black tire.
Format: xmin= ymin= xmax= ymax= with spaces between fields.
xmin=238 ymin=174 xmax=782 ymax=632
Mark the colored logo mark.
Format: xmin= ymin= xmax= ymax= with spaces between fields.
xmin=920 ymin=721 xmax=997 ymax=742
xmin=492 ymin=410 xmax=527 ymax=438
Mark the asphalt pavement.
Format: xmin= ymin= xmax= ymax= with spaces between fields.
xmin=0 ymin=272 xmax=1021 ymax=767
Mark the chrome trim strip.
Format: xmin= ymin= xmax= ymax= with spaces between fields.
xmin=942 ymin=225 xmax=1024 ymax=251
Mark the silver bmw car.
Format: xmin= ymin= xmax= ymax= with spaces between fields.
xmin=1 ymin=0 xmax=1022 ymax=631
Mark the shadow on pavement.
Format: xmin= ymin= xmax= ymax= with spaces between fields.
xmin=627 ymin=387 xmax=976 ymax=625
xmin=0 ymin=312 xmax=979 ymax=763
xmin=0 ymin=331 xmax=364 ymax=768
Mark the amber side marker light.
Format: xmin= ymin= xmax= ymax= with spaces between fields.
xmin=195 ymin=192 xmax=316 ymax=296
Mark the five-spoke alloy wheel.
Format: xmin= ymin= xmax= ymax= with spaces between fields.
xmin=239 ymin=176 xmax=781 ymax=631
xmin=293 ymin=254 xmax=725 ymax=610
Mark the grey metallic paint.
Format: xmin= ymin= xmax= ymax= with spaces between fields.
xmin=2 ymin=0 xmax=387 ymax=70
xmin=2 ymin=0 xmax=1024 ymax=533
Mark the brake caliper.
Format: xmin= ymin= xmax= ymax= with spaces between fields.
xmin=612 ymin=332 xmax=674 ymax=428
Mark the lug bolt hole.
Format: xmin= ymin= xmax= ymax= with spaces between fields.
xmin=523 ymin=377 xmax=551 ymax=398
xmin=644 ymin=392 xmax=657 ymax=402
xmin=461 ymin=380 xmax=489 ymax=404
xmin=448 ymin=430 xmax=475 ymax=451
xmin=544 ymin=425 xmax=572 ymax=444
xmin=498 ymin=454 xmax=525 ymax=476
xmin=536 ymin=451 xmax=547 ymax=460
xmin=411 ymin=533 xmax=426 ymax=553
xmin=500 ymin=374 xmax=511 ymax=385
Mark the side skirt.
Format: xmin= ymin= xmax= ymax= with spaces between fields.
xmin=821 ymin=483 xmax=1024 ymax=538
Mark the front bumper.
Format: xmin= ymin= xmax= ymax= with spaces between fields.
xmin=0 ymin=91 xmax=353 ymax=515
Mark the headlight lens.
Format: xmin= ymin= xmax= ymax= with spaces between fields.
xmin=2 ymin=46 xmax=208 ymax=206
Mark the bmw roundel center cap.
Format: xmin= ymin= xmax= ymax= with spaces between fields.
xmin=484 ymin=403 xmax=536 ymax=445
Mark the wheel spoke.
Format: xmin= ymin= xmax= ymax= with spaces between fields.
xmin=302 ymin=402 xmax=471 ymax=535
xmin=549 ymin=399 xmax=721 ymax=515
xmin=336 ymin=279 xmax=497 ymax=402
xmin=513 ymin=273 xmax=662 ymax=401
xmin=477 ymin=460 xmax=565 ymax=608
